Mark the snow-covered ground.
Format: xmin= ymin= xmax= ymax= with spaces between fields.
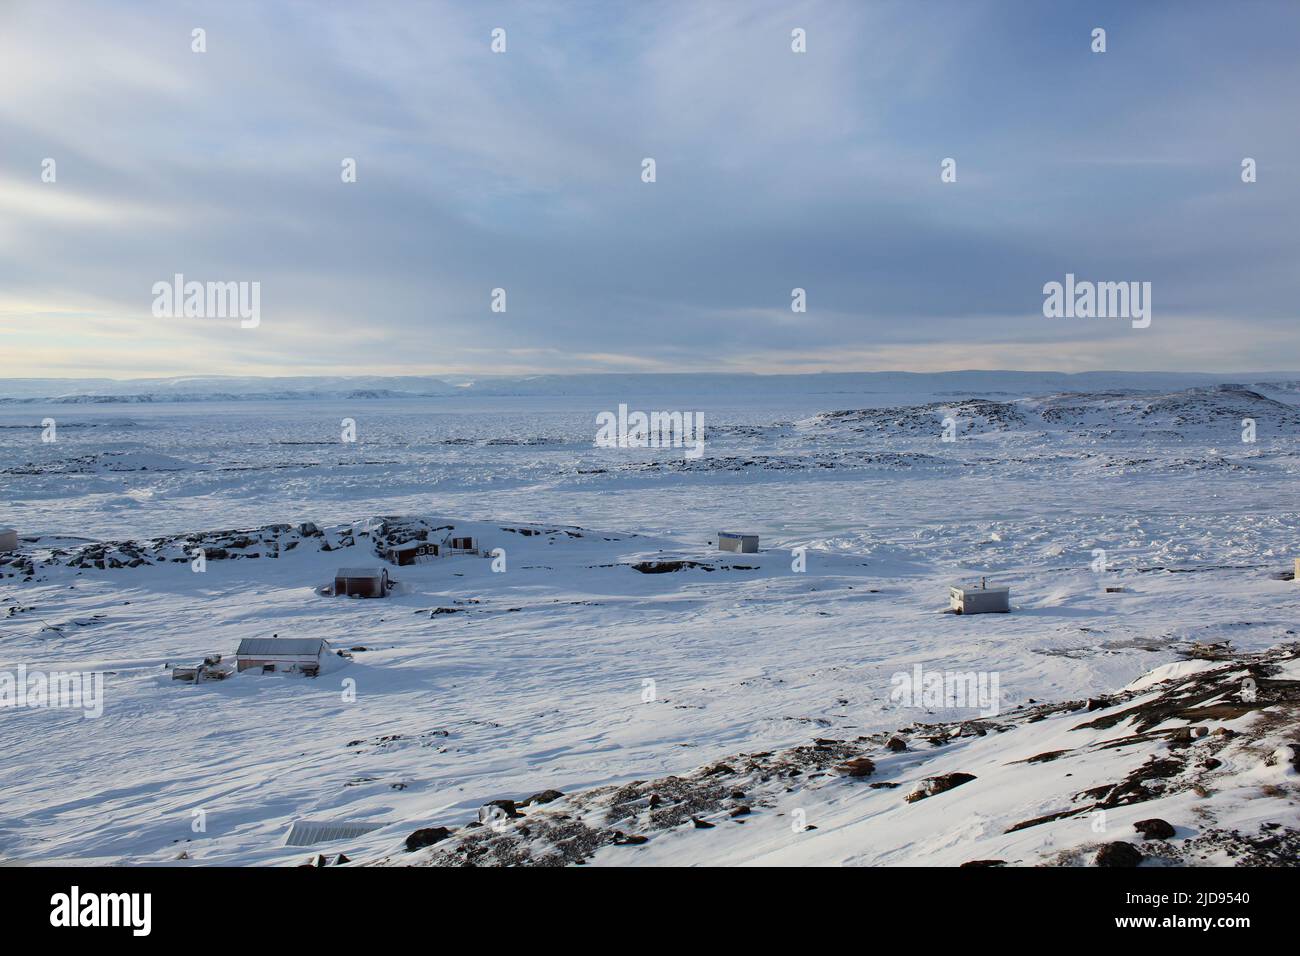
xmin=1 ymin=375 xmax=1298 ymax=865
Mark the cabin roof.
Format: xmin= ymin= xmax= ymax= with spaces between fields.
xmin=236 ymin=637 xmax=329 ymax=657
xmin=336 ymin=567 xmax=386 ymax=579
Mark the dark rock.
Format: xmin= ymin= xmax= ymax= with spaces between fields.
xmin=1133 ymin=818 xmax=1176 ymax=840
xmin=1095 ymin=841 xmax=1144 ymax=867
xmin=834 ymin=757 xmax=876 ymax=778
xmin=632 ymin=560 xmax=710 ymax=574
xmin=885 ymin=736 xmax=908 ymax=752
xmin=905 ymin=772 xmax=977 ymax=803
xmin=1022 ymin=750 xmax=1068 ymax=764
xmin=612 ymin=832 xmax=648 ymax=845
xmin=960 ymin=859 xmax=1006 ymax=867
xmin=478 ymin=799 xmax=522 ymax=823
xmin=522 ymin=789 xmax=564 ymax=806
xmin=691 ymin=817 xmax=715 ymax=829
xmin=405 ymin=826 xmax=452 ymax=851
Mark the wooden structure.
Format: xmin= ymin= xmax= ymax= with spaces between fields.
xmin=334 ymin=567 xmax=389 ymax=598
xmin=235 ymin=637 xmax=330 ymax=675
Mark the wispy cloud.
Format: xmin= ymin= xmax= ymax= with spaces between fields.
xmin=1 ymin=0 xmax=1297 ymax=378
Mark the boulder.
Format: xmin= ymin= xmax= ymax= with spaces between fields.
xmin=1095 ymin=841 xmax=1144 ymax=867
xmin=1133 ymin=818 xmax=1176 ymax=841
xmin=405 ymin=826 xmax=452 ymax=851
xmin=834 ymin=757 xmax=877 ymax=778
xmin=478 ymin=799 xmax=522 ymax=823
xmin=905 ymin=772 xmax=976 ymax=803
xmin=522 ymin=789 xmax=564 ymax=807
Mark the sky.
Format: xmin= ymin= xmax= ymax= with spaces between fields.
xmin=1 ymin=0 xmax=1298 ymax=379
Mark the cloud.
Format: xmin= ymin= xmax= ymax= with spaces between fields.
xmin=1 ymin=0 xmax=1297 ymax=377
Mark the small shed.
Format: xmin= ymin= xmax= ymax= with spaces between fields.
xmin=718 ymin=532 xmax=759 ymax=554
xmin=950 ymin=579 xmax=1010 ymax=614
xmin=235 ymin=637 xmax=331 ymax=675
xmin=386 ymin=542 xmax=436 ymax=566
xmin=334 ymin=567 xmax=389 ymax=598
xmin=443 ymin=535 xmax=477 ymax=555
xmin=0 ymin=528 xmax=17 ymax=553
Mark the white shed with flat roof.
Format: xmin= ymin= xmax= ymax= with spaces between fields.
xmin=950 ymin=580 xmax=1011 ymax=614
xmin=718 ymin=532 xmax=759 ymax=554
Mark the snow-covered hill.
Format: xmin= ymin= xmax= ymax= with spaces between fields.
xmin=388 ymin=644 xmax=1300 ymax=867
xmin=800 ymin=384 xmax=1300 ymax=442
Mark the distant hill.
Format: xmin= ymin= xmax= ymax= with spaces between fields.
xmin=3 ymin=370 xmax=1300 ymax=403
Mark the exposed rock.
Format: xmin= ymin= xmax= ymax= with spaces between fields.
xmin=523 ymin=789 xmax=564 ymax=806
xmin=478 ymin=799 xmax=522 ymax=823
xmin=906 ymin=772 xmax=977 ymax=803
xmin=632 ymin=560 xmax=712 ymax=574
xmin=834 ymin=757 xmax=876 ymax=778
xmin=1095 ymin=841 xmax=1144 ymax=867
xmin=1133 ymin=818 xmax=1176 ymax=841
xmin=405 ymin=826 xmax=452 ymax=851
